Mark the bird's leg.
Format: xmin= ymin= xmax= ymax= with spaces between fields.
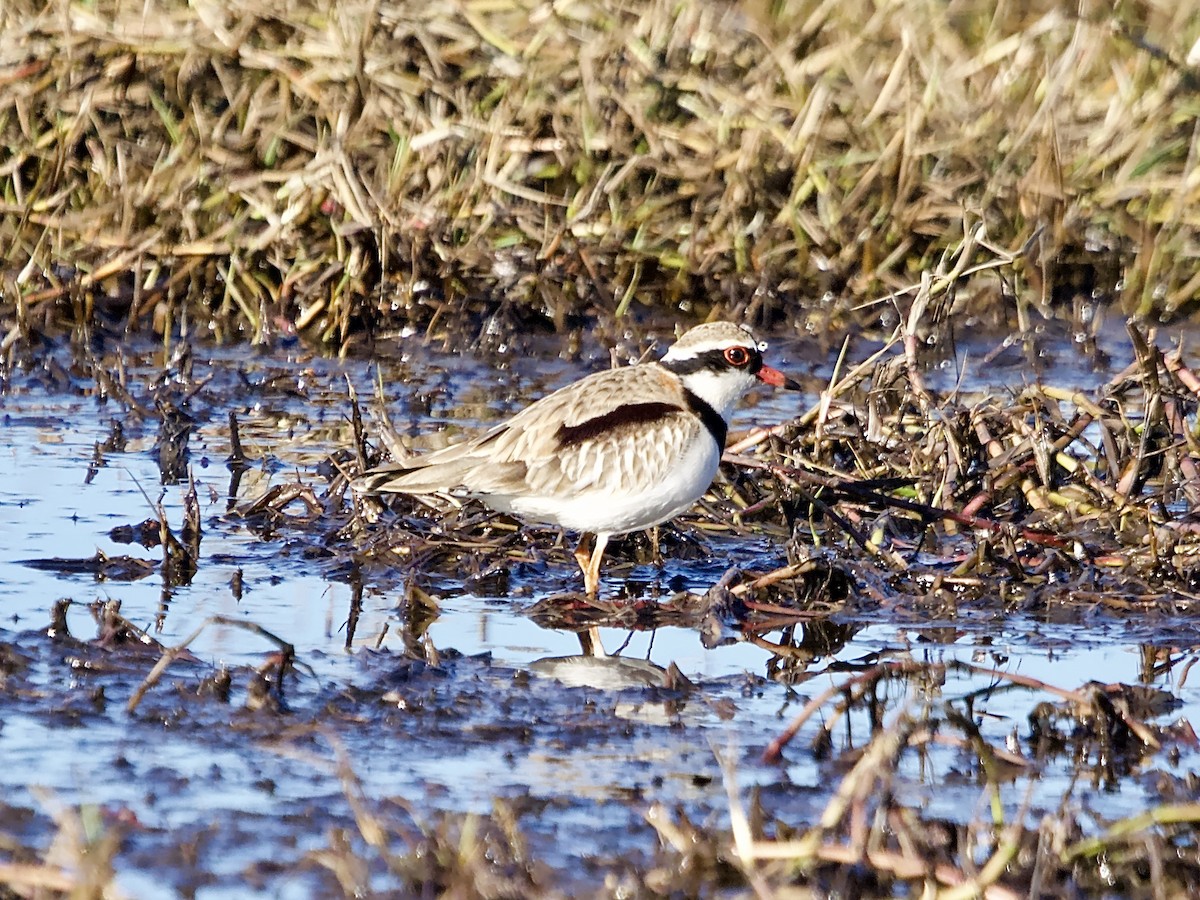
xmin=585 ymin=533 xmax=610 ymax=598
xmin=577 ymin=627 xmax=606 ymax=658
xmin=572 ymin=532 xmax=611 ymax=598
xmin=572 ymin=532 xmax=609 ymax=657
xmin=573 ymin=533 xmax=595 ymax=595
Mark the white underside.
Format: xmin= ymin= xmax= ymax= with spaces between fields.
xmin=487 ymin=434 xmax=722 ymax=537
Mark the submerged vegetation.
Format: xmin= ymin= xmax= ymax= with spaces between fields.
xmin=2 ymin=0 xmax=1200 ymax=345
xmin=5 ymin=0 xmax=1200 ymax=896
xmin=0 ymin=312 xmax=1198 ymax=895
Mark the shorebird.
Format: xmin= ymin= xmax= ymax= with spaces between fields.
xmin=356 ymin=321 xmax=798 ymax=597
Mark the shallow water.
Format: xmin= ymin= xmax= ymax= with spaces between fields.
xmin=1 ymin=321 xmax=1197 ymax=895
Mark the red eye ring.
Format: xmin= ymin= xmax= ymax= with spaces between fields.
xmin=724 ymin=346 xmax=751 ymax=367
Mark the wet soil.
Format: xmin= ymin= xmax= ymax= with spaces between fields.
xmin=2 ymin=320 xmax=1200 ymax=897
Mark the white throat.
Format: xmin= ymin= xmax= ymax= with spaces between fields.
xmin=677 ymin=368 xmax=756 ymax=422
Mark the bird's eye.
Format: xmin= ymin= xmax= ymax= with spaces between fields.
xmin=724 ymin=346 xmax=751 ymax=367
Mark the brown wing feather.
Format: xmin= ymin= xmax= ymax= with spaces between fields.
xmin=476 ymin=365 xmax=700 ymax=497
xmin=358 ymin=363 xmax=695 ymax=499
xmin=524 ymin=409 xmax=702 ymax=497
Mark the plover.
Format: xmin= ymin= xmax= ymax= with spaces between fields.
xmin=357 ymin=321 xmax=798 ymax=596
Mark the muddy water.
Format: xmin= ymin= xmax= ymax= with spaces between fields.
xmin=1 ymin=320 xmax=1198 ymax=896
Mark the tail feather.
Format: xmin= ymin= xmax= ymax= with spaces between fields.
xmin=354 ymin=458 xmax=477 ymax=496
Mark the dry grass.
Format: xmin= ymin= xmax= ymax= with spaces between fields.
xmin=2 ymin=0 xmax=1200 ymax=346
xmin=5 ymin=5 xmax=1200 ymax=890
xmin=764 ymin=315 xmax=1200 ymax=601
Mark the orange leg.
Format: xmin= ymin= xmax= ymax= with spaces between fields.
xmin=572 ymin=532 xmax=610 ymax=597
xmin=573 ymin=534 xmax=595 ymax=594
xmin=585 ymin=533 xmax=609 ymax=597
xmin=572 ymin=532 xmax=610 ymax=657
